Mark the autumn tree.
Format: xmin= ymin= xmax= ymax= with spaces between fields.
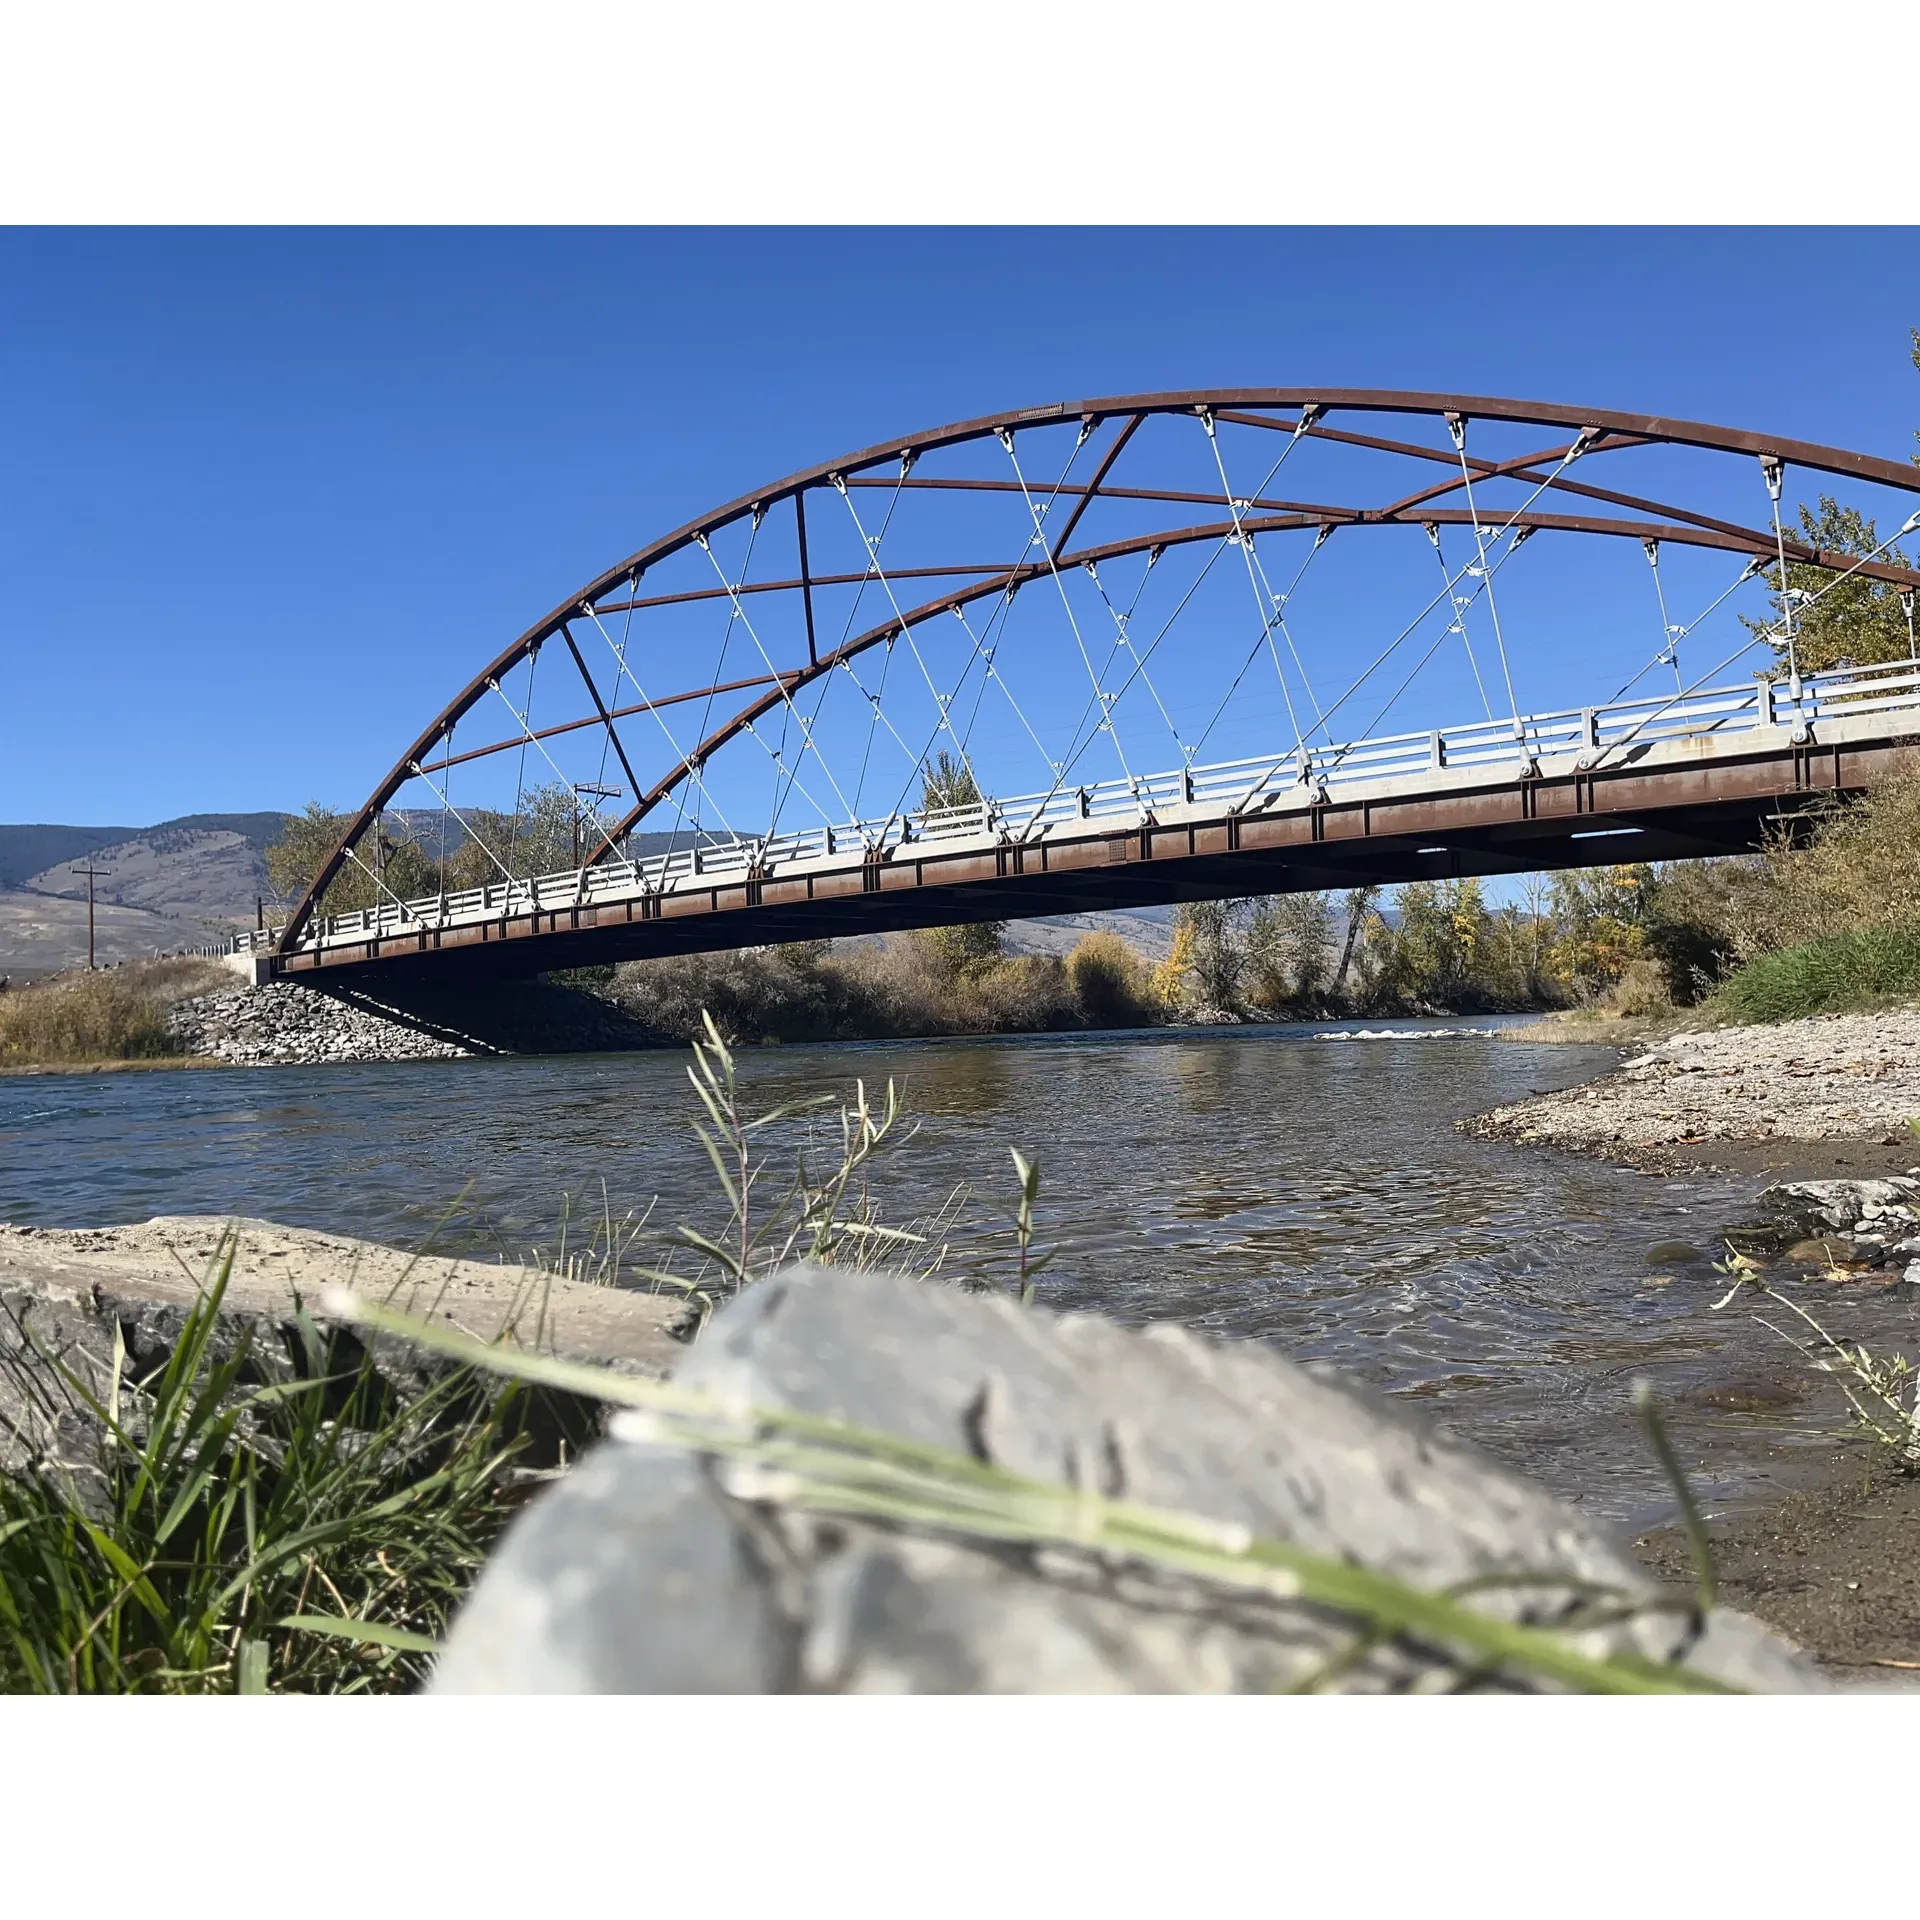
xmin=919 ymin=750 xmax=982 ymax=813
xmin=1330 ymin=885 xmax=1383 ymax=1004
xmin=917 ymin=918 xmax=1005 ymax=977
xmin=1243 ymin=893 xmax=1335 ymax=1011
xmin=1171 ymin=899 xmax=1242 ymax=1011
xmin=265 ymin=804 xmax=348 ymax=906
xmin=1369 ymin=879 xmax=1492 ymax=1008
xmin=1151 ymin=918 xmax=1197 ymax=1009
xmin=1744 ymin=327 xmax=1919 ymax=673
xmin=1745 ymin=497 xmax=1916 ymax=673
xmin=914 ymin=754 xmax=1003 ymax=972
xmin=266 ymin=805 xmax=447 ymax=916
xmin=1548 ymin=865 xmax=1651 ymax=1001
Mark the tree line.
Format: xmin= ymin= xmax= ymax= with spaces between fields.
xmin=1150 ymin=866 xmax=1702 ymax=1020
xmin=264 ymin=784 xmax=627 ymax=915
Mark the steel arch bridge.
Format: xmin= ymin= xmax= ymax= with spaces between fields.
xmin=247 ymin=389 xmax=1920 ymax=982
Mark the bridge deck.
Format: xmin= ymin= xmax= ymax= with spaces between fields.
xmin=248 ymin=662 xmax=1920 ymax=981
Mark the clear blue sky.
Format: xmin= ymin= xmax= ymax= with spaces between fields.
xmin=4 ymin=227 xmax=1917 ymax=826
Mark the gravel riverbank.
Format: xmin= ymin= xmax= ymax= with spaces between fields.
xmin=1466 ymin=1010 xmax=1920 ymax=1163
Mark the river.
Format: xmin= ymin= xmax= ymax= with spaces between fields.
xmin=4 ymin=1018 xmax=1904 ymax=1529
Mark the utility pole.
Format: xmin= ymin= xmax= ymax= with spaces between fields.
xmin=69 ymin=862 xmax=108 ymax=970
xmin=571 ymin=783 xmax=623 ymax=868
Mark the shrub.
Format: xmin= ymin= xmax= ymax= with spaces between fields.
xmin=914 ymin=920 xmax=1006 ymax=979
xmin=604 ymin=928 xmax=1166 ymax=1045
xmin=1598 ymin=956 xmax=1673 ymax=1018
xmin=1700 ymin=777 xmax=1920 ymax=963
xmin=1715 ymin=922 xmax=1920 ymax=1024
xmin=0 ymin=1234 xmax=567 ymax=1693
xmin=957 ymin=953 xmax=1077 ymax=1033
xmin=604 ymin=943 xmax=898 ymax=1046
xmin=1065 ymin=932 xmax=1156 ymax=1029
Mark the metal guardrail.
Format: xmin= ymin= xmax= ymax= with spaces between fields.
xmin=240 ymin=658 xmax=1920 ymax=960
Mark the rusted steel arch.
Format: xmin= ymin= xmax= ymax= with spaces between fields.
xmin=591 ymin=507 xmax=1920 ymax=851
xmin=374 ymin=507 xmax=1920 ymax=804
xmin=278 ymin=391 xmax=1920 ymax=954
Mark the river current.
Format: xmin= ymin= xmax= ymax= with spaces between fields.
xmin=7 ymin=1018 xmax=1913 ymax=1528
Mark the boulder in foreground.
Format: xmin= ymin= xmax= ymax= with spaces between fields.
xmin=431 ymin=1265 xmax=1816 ymax=1694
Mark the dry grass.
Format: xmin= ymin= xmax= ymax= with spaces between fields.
xmin=0 ymin=957 xmax=230 ymax=1067
xmin=1695 ymin=779 xmax=1920 ymax=964
xmin=1498 ymin=1007 xmax=1692 ymax=1046
xmin=1651 ymin=775 xmax=1920 ymax=1023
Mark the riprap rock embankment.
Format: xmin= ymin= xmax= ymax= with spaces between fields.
xmin=166 ymin=978 xmax=662 ymax=1066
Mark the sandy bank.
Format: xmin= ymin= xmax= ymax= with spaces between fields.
xmin=1637 ymin=1451 xmax=1920 ymax=1689
xmin=0 ymin=1214 xmax=687 ymax=1379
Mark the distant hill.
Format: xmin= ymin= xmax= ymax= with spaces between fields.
xmin=0 ymin=813 xmax=293 ymax=889
xmin=23 ymin=828 xmax=275 ymax=927
xmin=0 ymin=812 xmax=294 ymax=973
xmin=0 ymin=824 xmax=143 ymax=889
xmin=147 ymin=811 xmax=293 ymax=853
xmin=0 ymin=808 xmax=1180 ymax=976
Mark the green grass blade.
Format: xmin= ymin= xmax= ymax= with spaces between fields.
xmin=276 ymin=1614 xmax=442 ymax=1655
xmin=236 ymin=1638 xmax=270 ymax=1694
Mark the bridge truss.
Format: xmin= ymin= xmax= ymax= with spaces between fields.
xmin=256 ymin=391 xmax=1920 ymax=979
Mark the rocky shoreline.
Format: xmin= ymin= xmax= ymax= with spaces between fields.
xmin=164 ymin=976 xmax=663 ymax=1067
xmin=1467 ymin=1010 xmax=1920 ymax=1162
xmin=1465 ymin=1007 xmax=1920 ymax=1683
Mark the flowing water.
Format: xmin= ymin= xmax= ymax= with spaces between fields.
xmin=7 ymin=1019 xmax=1915 ymax=1529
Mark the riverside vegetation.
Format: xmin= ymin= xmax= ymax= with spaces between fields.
xmin=597 ymin=763 xmax=1920 ymax=1041
xmin=0 ymin=958 xmax=231 ymax=1070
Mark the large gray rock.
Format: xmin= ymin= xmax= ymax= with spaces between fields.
xmin=431 ymin=1265 xmax=1819 ymax=1694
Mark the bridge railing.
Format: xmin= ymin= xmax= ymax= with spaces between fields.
xmin=1796 ymin=656 xmax=1920 ymax=722
xmin=243 ymin=657 xmax=1920 ymax=958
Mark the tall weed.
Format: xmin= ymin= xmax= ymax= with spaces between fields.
xmin=0 ymin=1231 xmax=569 ymax=1692
xmin=1715 ymin=923 xmax=1920 ymax=1024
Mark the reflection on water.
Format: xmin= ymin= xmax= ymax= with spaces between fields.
xmin=6 ymin=1018 xmax=1917 ymax=1528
